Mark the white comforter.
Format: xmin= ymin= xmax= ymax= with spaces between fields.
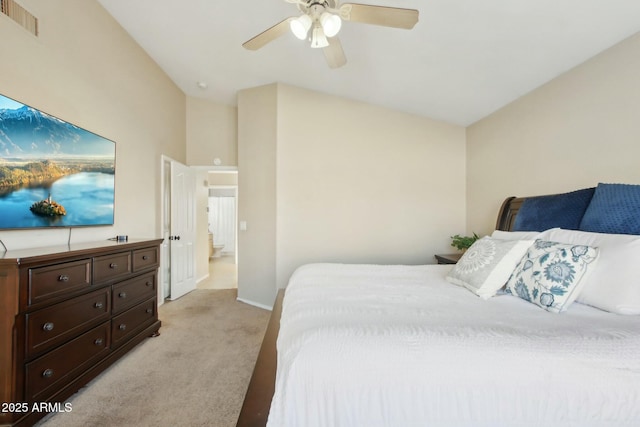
xmin=267 ymin=263 xmax=640 ymax=427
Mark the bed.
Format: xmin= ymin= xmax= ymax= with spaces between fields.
xmin=237 ymin=184 xmax=640 ymax=427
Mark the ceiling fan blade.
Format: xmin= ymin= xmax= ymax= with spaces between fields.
xmin=242 ymin=17 xmax=294 ymax=51
xmin=323 ymin=37 xmax=347 ymax=69
xmin=340 ymin=3 xmax=419 ymax=29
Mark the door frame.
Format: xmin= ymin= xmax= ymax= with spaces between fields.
xmin=159 ymin=156 xmax=172 ymax=304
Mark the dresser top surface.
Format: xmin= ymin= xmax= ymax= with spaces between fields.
xmin=0 ymin=238 xmax=163 ymax=266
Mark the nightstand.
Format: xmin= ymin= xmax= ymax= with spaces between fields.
xmin=434 ymin=253 xmax=462 ymax=264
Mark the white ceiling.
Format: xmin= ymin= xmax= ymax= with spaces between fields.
xmin=97 ymin=0 xmax=640 ymax=126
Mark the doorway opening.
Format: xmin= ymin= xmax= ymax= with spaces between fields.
xmin=199 ymin=170 xmax=238 ymax=290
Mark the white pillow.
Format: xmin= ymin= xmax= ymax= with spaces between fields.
xmin=491 ymin=228 xmax=559 ymax=241
xmin=446 ymin=237 xmax=533 ymax=299
xmin=542 ymin=228 xmax=640 ymax=314
xmin=505 ymin=239 xmax=599 ymax=313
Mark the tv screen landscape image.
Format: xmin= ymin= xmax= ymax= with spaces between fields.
xmin=0 ymin=94 xmax=115 ymax=230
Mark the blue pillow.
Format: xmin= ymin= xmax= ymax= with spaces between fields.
xmin=579 ymin=183 xmax=640 ymax=235
xmin=512 ymin=188 xmax=595 ymax=232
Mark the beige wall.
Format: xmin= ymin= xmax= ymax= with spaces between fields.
xmin=208 ymin=172 xmax=238 ymax=186
xmin=0 ymin=0 xmax=185 ymax=250
xmin=237 ymin=84 xmax=278 ymax=307
xmin=186 ymin=97 xmax=238 ymax=167
xmin=466 ymin=32 xmax=640 ymax=236
xmin=275 ymin=85 xmax=467 ymax=289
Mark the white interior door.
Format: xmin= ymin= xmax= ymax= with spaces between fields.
xmin=168 ymin=160 xmax=196 ymax=300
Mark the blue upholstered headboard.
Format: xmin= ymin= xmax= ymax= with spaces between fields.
xmin=496 ymin=183 xmax=640 ymax=235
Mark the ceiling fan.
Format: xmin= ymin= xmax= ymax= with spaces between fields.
xmin=242 ymin=0 xmax=419 ymax=69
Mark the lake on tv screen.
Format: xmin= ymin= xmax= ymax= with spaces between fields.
xmin=0 ymin=172 xmax=115 ymax=228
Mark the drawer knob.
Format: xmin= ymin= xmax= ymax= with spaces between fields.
xmin=94 ymin=338 xmax=104 ymax=346
xmin=109 ymin=263 xmax=118 ymax=269
xmin=94 ymin=302 xmax=104 ymax=309
xmin=119 ymin=292 xmax=127 ymax=298
xmin=146 ymin=308 xmax=153 ymax=314
xmin=142 ymin=255 xmax=149 ymax=260
xmin=42 ymin=369 xmax=54 ymax=378
xmin=42 ymin=322 xmax=54 ymax=331
xmin=146 ymin=281 xmax=153 ymax=287
xmin=58 ymin=274 xmax=69 ymax=282
xmin=119 ymin=324 xmax=127 ymax=331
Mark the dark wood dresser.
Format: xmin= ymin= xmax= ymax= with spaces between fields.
xmin=0 ymin=238 xmax=163 ymax=426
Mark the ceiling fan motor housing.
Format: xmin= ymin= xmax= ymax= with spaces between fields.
xmin=298 ymin=0 xmax=338 ymax=15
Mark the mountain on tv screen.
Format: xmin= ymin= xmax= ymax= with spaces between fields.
xmin=0 ymin=93 xmax=116 ymax=230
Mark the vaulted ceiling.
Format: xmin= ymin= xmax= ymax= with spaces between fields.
xmin=97 ymin=0 xmax=640 ymax=126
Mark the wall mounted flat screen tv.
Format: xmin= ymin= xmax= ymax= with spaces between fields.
xmin=0 ymin=94 xmax=115 ymax=229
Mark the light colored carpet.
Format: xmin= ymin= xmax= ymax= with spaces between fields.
xmin=36 ymin=289 xmax=270 ymax=427
xmin=199 ymin=257 xmax=238 ymax=290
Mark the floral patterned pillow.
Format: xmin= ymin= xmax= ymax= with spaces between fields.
xmin=446 ymin=237 xmax=534 ymax=299
xmin=505 ymin=239 xmax=599 ymax=313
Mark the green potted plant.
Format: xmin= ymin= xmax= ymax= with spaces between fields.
xmin=450 ymin=232 xmax=480 ymax=252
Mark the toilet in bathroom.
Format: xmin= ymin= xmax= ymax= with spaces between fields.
xmin=210 ymin=232 xmax=225 ymax=258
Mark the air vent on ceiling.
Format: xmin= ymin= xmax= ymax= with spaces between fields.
xmin=1 ymin=0 xmax=38 ymax=36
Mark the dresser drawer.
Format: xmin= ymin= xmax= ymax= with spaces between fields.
xmin=26 ymin=288 xmax=111 ymax=359
xmin=25 ymin=321 xmax=110 ymax=402
xmin=132 ymin=247 xmax=159 ymax=272
xmin=93 ymin=251 xmax=132 ymax=284
xmin=112 ymin=272 xmax=157 ymax=314
xmin=28 ymin=259 xmax=91 ymax=306
xmin=112 ymin=298 xmax=156 ymax=347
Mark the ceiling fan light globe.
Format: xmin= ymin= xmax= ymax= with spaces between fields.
xmin=290 ymin=14 xmax=312 ymax=40
xmin=320 ymin=12 xmax=342 ymax=37
xmin=310 ymin=26 xmax=329 ymax=48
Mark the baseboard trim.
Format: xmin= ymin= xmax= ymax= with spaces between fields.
xmin=196 ymin=273 xmax=210 ymax=284
xmin=236 ymin=297 xmax=273 ymax=311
